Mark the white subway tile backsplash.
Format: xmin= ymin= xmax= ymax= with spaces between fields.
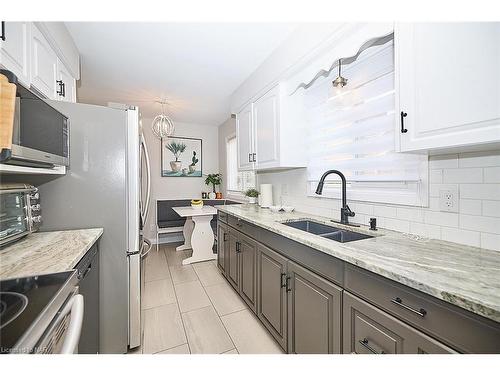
xmin=380 ymin=217 xmax=410 ymax=233
xmin=441 ymin=227 xmax=481 ymax=247
xmin=409 ymin=222 xmax=441 ymax=239
xmin=460 ymin=214 xmax=500 ymax=234
xmin=261 ymin=149 xmax=500 ymax=251
xmin=460 ymin=184 xmax=500 ymax=200
xmin=396 ymin=207 xmax=424 ymax=222
xmin=373 ymin=205 xmax=398 ymax=218
xmin=429 ymin=183 xmax=458 ymax=198
xmin=429 ymin=169 xmax=443 ymax=184
xmin=459 ymin=151 xmax=500 ymax=168
xmin=443 ymin=168 xmax=483 ymax=183
xmin=484 ymin=167 xmax=500 ymax=183
xmin=481 ymin=233 xmax=500 ymax=252
xmin=459 ymin=199 xmax=482 ymax=215
xmin=429 ymin=154 xmax=459 ymax=169
xmin=424 ymin=211 xmax=459 ymax=227
xmin=482 ymin=200 xmax=500 ymax=218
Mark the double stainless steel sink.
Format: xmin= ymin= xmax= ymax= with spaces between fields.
xmin=282 ymin=220 xmax=373 ymax=243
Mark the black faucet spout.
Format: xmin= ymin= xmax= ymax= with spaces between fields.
xmin=315 ymin=169 xmax=355 ymax=225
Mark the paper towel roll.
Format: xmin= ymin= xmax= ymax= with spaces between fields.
xmin=259 ymin=184 xmax=273 ymax=208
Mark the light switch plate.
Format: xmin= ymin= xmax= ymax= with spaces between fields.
xmin=439 ymin=187 xmax=459 ymax=213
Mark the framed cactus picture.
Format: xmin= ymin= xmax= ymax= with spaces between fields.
xmin=161 ymin=136 xmax=202 ymax=177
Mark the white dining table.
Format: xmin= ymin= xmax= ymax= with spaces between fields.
xmin=172 ymin=205 xmax=218 ymax=265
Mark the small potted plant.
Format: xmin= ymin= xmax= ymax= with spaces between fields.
xmin=205 ymin=173 xmax=222 ymax=199
xmin=166 ymin=141 xmax=186 ymax=172
xmin=189 ymin=151 xmax=199 ymax=174
xmin=245 ymin=188 xmax=259 ymax=204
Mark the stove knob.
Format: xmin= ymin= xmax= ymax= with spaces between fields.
xmin=30 ymin=193 xmax=40 ymax=200
xmin=31 ymin=204 xmax=41 ymax=211
xmin=32 ymin=215 xmax=42 ymax=223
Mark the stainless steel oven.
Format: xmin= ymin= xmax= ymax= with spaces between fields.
xmin=0 ymin=184 xmax=41 ymax=247
xmin=0 ymin=69 xmax=69 ymax=168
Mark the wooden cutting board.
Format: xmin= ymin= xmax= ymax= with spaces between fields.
xmin=0 ymin=73 xmax=17 ymax=155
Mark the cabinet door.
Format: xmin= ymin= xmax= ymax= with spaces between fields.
xmin=0 ymin=22 xmax=31 ymax=86
xmin=31 ymin=25 xmax=57 ymax=99
xmin=287 ymin=261 xmax=342 ymax=354
xmin=396 ymin=23 xmax=500 ymax=151
xmin=253 ymin=85 xmax=280 ymax=169
xmin=236 ymin=102 xmax=254 ymax=171
xmin=217 ymin=223 xmax=228 ymax=275
xmin=257 ymin=244 xmax=288 ymax=350
xmin=238 ymin=233 xmax=258 ymax=312
xmin=57 ymin=58 xmax=76 ymax=102
xmin=227 ymin=230 xmax=240 ymax=290
xmin=343 ymin=292 xmax=456 ymax=354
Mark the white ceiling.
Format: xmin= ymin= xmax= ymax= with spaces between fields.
xmin=66 ymin=22 xmax=297 ymax=126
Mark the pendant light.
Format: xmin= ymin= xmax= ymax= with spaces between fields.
xmin=332 ymin=58 xmax=348 ymax=88
xmin=152 ymin=100 xmax=175 ymax=139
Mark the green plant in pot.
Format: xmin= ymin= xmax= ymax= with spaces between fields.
xmin=205 ymin=173 xmax=222 ymax=199
xmin=245 ymin=188 xmax=259 ymax=204
xmin=166 ymin=141 xmax=186 ymax=172
xmin=189 ymin=151 xmax=199 ymax=174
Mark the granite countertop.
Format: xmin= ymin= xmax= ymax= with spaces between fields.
xmin=216 ymin=204 xmax=500 ymax=324
xmin=0 ymin=228 xmax=103 ymax=280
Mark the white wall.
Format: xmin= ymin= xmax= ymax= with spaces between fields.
xmin=257 ymin=150 xmax=500 ymax=251
xmin=217 ymin=117 xmax=236 ymax=197
xmin=143 ymin=119 xmax=219 ymax=239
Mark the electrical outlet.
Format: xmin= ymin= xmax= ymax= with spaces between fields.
xmin=439 ymin=187 xmax=459 ymax=213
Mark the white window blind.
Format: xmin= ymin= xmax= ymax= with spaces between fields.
xmin=303 ymin=39 xmax=428 ymax=206
xmin=226 ymin=136 xmax=256 ymax=193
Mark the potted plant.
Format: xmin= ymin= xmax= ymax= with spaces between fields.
xmin=189 ymin=151 xmax=199 ymax=174
xmin=166 ymin=141 xmax=186 ymax=172
xmin=205 ymin=173 xmax=222 ymax=199
xmin=245 ymin=188 xmax=259 ymax=204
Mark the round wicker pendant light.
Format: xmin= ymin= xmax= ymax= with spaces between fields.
xmin=152 ymin=101 xmax=175 ymax=139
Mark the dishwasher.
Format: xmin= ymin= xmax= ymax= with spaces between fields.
xmin=74 ymin=243 xmax=100 ymax=353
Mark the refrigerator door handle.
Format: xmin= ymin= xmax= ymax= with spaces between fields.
xmin=140 ymin=133 xmax=151 ymax=226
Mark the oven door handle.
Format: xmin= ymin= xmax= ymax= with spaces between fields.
xmin=60 ymin=294 xmax=84 ymax=354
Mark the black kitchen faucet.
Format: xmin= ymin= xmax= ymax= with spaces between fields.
xmin=315 ymin=170 xmax=356 ymax=226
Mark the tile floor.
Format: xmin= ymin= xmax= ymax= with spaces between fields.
xmin=130 ymin=243 xmax=284 ymax=354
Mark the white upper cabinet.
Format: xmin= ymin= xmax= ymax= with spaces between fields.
xmin=253 ymin=85 xmax=280 ymax=168
xmin=0 ymin=22 xmax=31 ymax=86
xmin=56 ymin=58 xmax=76 ymax=102
xmin=237 ymin=102 xmax=254 ymax=171
xmin=396 ymin=23 xmax=500 ymax=152
xmin=31 ymin=25 xmax=58 ymax=99
xmin=236 ymin=83 xmax=306 ymax=171
xmin=0 ymin=22 xmax=78 ymax=103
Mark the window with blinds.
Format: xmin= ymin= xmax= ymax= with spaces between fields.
xmin=226 ymin=136 xmax=256 ymax=193
xmin=303 ymin=39 xmax=428 ymax=206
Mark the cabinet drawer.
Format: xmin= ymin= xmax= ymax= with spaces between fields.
xmin=344 ymin=292 xmax=456 ymax=354
xmin=217 ymin=211 xmax=228 ymax=223
xmin=345 ymin=264 xmax=500 ymax=353
xmin=228 ymin=215 xmax=259 ymax=239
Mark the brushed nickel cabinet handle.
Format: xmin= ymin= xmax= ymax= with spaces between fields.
xmin=359 ymin=338 xmax=385 ymax=354
xmin=391 ymin=297 xmax=427 ymax=317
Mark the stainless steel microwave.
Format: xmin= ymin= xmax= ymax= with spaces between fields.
xmin=0 ymin=69 xmax=69 ymax=168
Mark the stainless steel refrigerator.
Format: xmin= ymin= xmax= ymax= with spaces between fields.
xmin=37 ymin=101 xmax=151 ymax=353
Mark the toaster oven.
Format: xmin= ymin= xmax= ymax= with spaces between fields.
xmin=0 ymin=184 xmax=41 ymax=247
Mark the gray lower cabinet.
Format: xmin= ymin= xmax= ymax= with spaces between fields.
xmin=227 ymin=230 xmax=240 ymax=290
xmin=257 ymin=244 xmax=288 ymax=350
xmin=343 ymin=291 xmax=456 ymax=354
xmin=217 ymin=222 xmax=229 ymax=275
xmin=238 ymin=233 xmax=258 ymax=312
xmin=287 ymin=261 xmax=342 ymax=354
